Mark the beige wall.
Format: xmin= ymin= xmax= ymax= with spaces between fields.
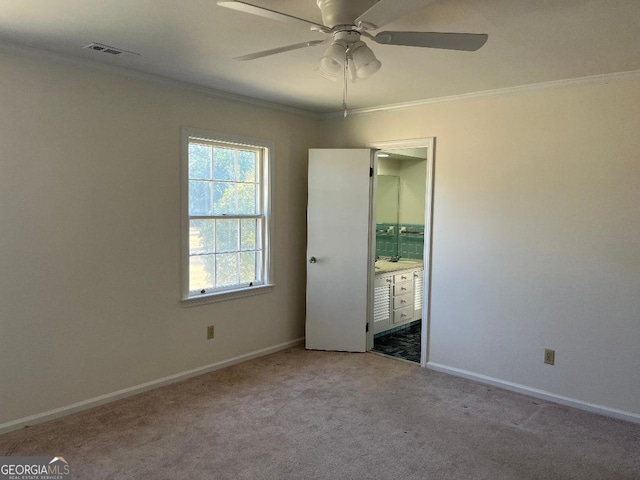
xmin=396 ymin=158 xmax=426 ymax=225
xmin=2 ymin=47 xmax=639 ymax=427
xmin=376 ymin=175 xmax=399 ymax=224
xmin=0 ymin=51 xmax=320 ymax=426
xmin=377 ymin=156 xmax=427 ymax=225
xmin=322 ymin=78 xmax=640 ymax=416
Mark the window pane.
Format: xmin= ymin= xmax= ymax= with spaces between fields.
xmin=237 ymin=183 xmax=256 ymax=215
xmin=254 ymin=250 xmax=263 ymax=282
xmin=215 ymin=219 xmax=239 ymax=253
xmin=190 ymin=220 xmax=215 ymax=255
xmin=240 ymin=251 xmax=256 ymax=283
xmin=189 ymin=181 xmax=212 ymax=216
xmin=213 ymin=147 xmax=235 ymax=181
xmin=190 ymin=254 xmax=214 ymax=292
xmin=189 ymin=143 xmax=212 ymax=180
xmin=216 ymin=253 xmax=238 ymax=287
xmin=213 ymin=182 xmax=237 ymax=215
xmin=240 ymin=218 xmax=256 ymax=251
xmin=238 ymin=150 xmax=256 ymax=182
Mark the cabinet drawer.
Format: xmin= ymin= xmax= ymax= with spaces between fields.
xmin=394 ymin=272 xmax=412 ymax=284
xmin=393 ymin=305 xmax=414 ymax=324
xmin=393 ymin=292 xmax=413 ymax=310
xmin=375 ymin=275 xmax=394 ymax=287
xmin=393 ymin=280 xmax=413 ymax=297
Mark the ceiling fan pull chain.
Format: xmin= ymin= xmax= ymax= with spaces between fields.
xmin=342 ymin=50 xmax=349 ymax=118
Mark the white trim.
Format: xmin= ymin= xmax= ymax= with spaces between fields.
xmin=421 ymin=139 xmax=435 ymax=369
xmin=368 ymin=138 xmax=435 ymax=151
xmin=321 ymin=70 xmax=640 ymax=118
xmin=0 ymin=338 xmax=304 ymax=435
xmin=427 ymin=362 xmax=640 ymax=425
xmin=367 ymin=138 xmax=435 ymax=369
xmin=0 ymin=40 xmax=318 ymax=119
xmin=181 ymin=284 xmax=275 ymax=307
xmin=366 ymin=150 xmax=378 ymax=351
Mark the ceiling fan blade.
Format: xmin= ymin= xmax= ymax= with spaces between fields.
xmin=234 ymin=39 xmax=328 ymax=61
xmin=355 ymin=0 xmax=436 ymax=30
xmin=217 ymin=1 xmax=326 ymax=29
xmin=373 ymin=31 xmax=488 ymax=51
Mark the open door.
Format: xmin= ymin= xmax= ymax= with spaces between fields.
xmin=305 ymin=149 xmax=375 ymax=352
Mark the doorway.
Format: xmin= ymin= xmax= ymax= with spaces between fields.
xmin=367 ymin=138 xmax=435 ymax=367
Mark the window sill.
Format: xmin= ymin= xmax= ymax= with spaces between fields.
xmin=181 ymin=284 xmax=275 ymax=307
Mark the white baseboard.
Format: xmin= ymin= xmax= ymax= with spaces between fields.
xmin=0 ymin=338 xmax=304 ymax=435
xmin=426 ymin=362 xmax=640 ymax=425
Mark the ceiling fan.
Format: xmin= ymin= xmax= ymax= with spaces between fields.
xmin=217 ymin=0 xmax=488 ymax=83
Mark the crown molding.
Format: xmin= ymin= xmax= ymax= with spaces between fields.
xmin=0 ymin=41 xmax=320 ymax=119
xmin=3 ymin=40 xmax=639 ymax=121
xmin=320 ymin=69 xmax=640 ymax=119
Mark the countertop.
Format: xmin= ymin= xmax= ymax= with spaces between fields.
xmin=375 ymin=259 xmax=423 ymax=274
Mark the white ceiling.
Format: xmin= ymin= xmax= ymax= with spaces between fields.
xmin=1 ymin=0 xmax=640 ymax=114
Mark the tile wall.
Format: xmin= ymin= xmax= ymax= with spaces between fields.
xmin=375 ymin=222 xmax=398 ymax=257
xmin=376 ymin=223 xmax=424 ymax=259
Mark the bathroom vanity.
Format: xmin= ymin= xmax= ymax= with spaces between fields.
xmin=373 ymin=260 xmax=423 ymax=334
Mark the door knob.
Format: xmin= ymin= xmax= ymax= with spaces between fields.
xmin=309 ymin=256 xmax=317 ymax=264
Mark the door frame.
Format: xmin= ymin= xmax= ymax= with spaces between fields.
xmin=367 ymin=137 xmax=435 ymax=368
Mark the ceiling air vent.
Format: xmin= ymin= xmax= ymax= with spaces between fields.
xmin=83 ymin=43 xmax=139 ymax=57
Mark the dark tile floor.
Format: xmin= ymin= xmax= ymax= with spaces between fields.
xmin=372 ymin=321 xmax=421 ymax=363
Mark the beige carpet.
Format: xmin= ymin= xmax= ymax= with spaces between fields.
xmin=1 ymin=346 xmax=639 ymax=479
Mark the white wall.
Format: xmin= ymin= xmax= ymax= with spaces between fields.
xmin=322 ymin=77 xmax=640 ymax=416
xmin=376 ymin=175 xmax=399 ymax=224
xmin=396 ymin=158 xmax=426 ymax=225
xmin=377 ymin=156 xmax=427 ymax=225
xmin=0 ymin=50 xmax=319 ymax=426
xmin=377 ymin=156 xmax=400 ymax=176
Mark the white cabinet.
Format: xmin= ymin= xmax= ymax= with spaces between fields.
xmin=393 ymin=293 xmax=412 ymax=310
xmin=393 ymin=304 xmax=414 ymax=325
xmin=413 ymin=269 xmax=423 ymax=320
xmin=373 ymin=275 xmax=392 ymax=334
xmin=373 ymin=265 xmax=423 ymax=335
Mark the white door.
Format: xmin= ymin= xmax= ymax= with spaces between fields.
xmin=306 ymin=149 xmax=374 ymax=352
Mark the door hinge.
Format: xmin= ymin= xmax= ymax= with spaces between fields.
xmin=370 ymin=167 xmax=373 ymax=177
xmin=366 ymin=323 xmax=369 ymax=332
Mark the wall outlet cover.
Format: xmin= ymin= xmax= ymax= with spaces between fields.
xmin=544 ymin=348 xmax=555 ymax=365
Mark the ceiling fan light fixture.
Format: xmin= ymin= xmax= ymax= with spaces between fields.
xmin=314 ymin=66 xmax=339 ymax=81
xmin=349 ymin=41 xmax=381 ymax=79
xmin=319 ymin=39 xmax=348 ymax=77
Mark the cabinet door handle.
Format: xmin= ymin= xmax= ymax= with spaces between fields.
xmin=309 ymin=256 xmax=317 ymax=263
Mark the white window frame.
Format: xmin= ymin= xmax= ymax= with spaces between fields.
xmin=181 ymin=127 xmax=274 ymax=306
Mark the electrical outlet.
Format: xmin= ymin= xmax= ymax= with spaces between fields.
xmin=544 ymin=348 xmax=555 ymax=365
xmin=207 ymin=325 xmax=214 ymax=340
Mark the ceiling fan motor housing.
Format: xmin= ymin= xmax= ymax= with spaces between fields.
xmin=316 ymin=0 xmax=377 ymax=28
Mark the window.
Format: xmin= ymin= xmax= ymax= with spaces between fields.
xmin=181 ymin=128 xmax=273 ymax=304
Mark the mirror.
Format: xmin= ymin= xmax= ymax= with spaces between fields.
xmin=375 ymin=175 xmax=400 ymax=258
xmin=375 ymin=149 xmax=428 ymax=260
